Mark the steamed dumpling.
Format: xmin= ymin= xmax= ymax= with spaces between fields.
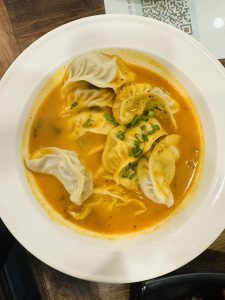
xmin=147 ymin=87 xmax=179 ymax=129
xmin=102 ymin=124 xmax=131 ymax=175
xmin=113 ymin=83 xmax=179 ymax=128
xmin=61 ymin=81 xmax=115 ymax=115
xmin=137 ymin=134 xmax=180 ymax=207
xmin=137 ymin=157 xmax=156 ymax=201
xmin=25 ymin=147 xmax=93 ymax=206
xmin=113 ymin=83 xmax=152 ymax=124
xmin=68 ymin=110 xmax=115 ymax=139
xmin=61 ymin=53 xmax=135 ymax=94
xmin=102 ymin=118 xmax=166 ymax=183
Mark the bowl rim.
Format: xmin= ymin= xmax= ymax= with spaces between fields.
xmin=0 ymin=14 xmax=225 ymax=283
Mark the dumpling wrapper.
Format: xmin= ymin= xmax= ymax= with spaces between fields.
xmin=148 ymin=87 xmax=179 ymax=129
xmin=68 ymin=110 xmax=115 ymax=140
xmin=69 ymin=181 xmax=147 ymax=220
xmin=117 ymin=171 xmax=140 ymax=192
xmin=102 ymin=118 xmax=166 ymax=187
xmin=137 ymin=134 xmax=180 ymax=207
xmin=113 ymin=83 xmax=179 ymax=128
xmin=113 ymin=83 xmax=152 ymax=124
xmin=60 ymin=81 xmax=115 ymax=116
xmin=102 ymin=124 xmax=131 ymax=178
xmin=25 ymin=147 xmax=93 ymax=206
xmin=137 ymin=157 xmax=156 ymax=202
xmin=61 ymin=53 xmax=135 ymax=93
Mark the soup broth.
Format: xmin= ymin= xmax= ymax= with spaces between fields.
xmin=25 ymin=52 xmax=203 ymax=237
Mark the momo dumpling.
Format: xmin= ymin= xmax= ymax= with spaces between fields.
xmin=68 ymin=110 xmax=116 ymax=140
xmin=113 ymin=83 xmax=152 ymax=124
xmin=61 ymin=81 xmax=115 ymax=115
xmin=113 ymin=83 xmax=179 ymax=128
xmin=147 ymin=87 xmax=179 ymax=129
xmin=137 ymin=134 xmax=180 ymax=207
xmin=102 ymin=124 xmax=132 ymax=175
xmin=25 ymin=147 xmax=93 ymax=206
xmin=137 ymin=157 xmax=156 ymax=202
xmin=61 ymin=53 xmax=135 ymax=93
xmin=102 ymin=118 xmax=166 ymax=182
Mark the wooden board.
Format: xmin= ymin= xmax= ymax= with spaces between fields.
xmin=0 ymin=0 xmax=225 ymax=299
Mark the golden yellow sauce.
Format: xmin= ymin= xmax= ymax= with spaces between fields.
xmin=28 ymin=64 xmax=202 ymax=236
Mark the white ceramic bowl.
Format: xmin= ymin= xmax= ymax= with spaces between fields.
xmin=0 ymin=15 xmax=225 ymax=283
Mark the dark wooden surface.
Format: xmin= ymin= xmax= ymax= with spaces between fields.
xmin=0 ymin=1 xmax=225 ymax=299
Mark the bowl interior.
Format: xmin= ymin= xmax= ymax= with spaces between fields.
xmin=17 ymin=47 xmax=213 ymax=249
xmin=0 ymin=15 xmax=225 ymax=283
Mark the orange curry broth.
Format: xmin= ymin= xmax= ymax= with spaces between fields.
xmin=28 ymin=64 xmax=201 ymax=235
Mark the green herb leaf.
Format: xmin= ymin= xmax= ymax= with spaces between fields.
xmin=146 ymin=124 xmax=160 ymax=135
xmin=121 ymin=162 xmax=137 ymax=179
xmin=116 ymin=131 xmax=125 ymax=141
xmin=142 ymin=134 xmax=148 ymax=142
xmin=71 ymin=101 xmax=78 ymax=109
xmin=131 ymin=145 xmax=143 ymax=157
xmin=133 ymin=148 xmax=143 ymax=157
xmin=127 ymin=115 xmax=142 ymax=128
xmin=152 ymin=124 xmax=160 ymax=131
xmin=121 ymin=169 xmax=129 ymax=178
xmin=128 ymin=173 xmax=136 ymax=180
xmin=129 ymin=162 xmax=137 ymax=170
xmin=83 ymin=118 xmax=94 ymax=128
xmin=134 ymin=140 xmax=140 ymax=147
xmin=104 ymin=113 xmax=118 ymax=125
xmin=147 ymin=110 xmax=155 ymax=117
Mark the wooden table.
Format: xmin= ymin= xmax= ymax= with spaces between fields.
xmin=0 ymin=1 xmax=224 ymax=299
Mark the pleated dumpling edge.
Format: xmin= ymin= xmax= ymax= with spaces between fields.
xmin=137 ymin=134 xmax=180 ymax=207
xmin=25 ymin=147 xmax=93 ymax=206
